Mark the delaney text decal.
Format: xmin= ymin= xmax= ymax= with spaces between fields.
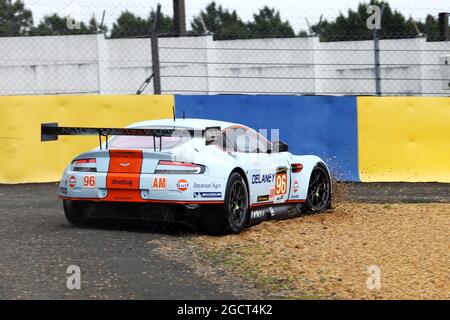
xmin=252 ymin=173 xmax=275 ymax=184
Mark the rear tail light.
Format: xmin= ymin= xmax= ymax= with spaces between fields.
xmin=72 ymin=158 xmax=97 ymax=172
xmin=291 ymin=163 xmax=303 ymax=173
xmin=154 ymin=160 xmax=205 ymax=174
xmin=73 ymin=159 xmax=96 ymax=164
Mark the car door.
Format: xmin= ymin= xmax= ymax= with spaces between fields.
xmin=223 ymin=126 xmax=290 ymax=206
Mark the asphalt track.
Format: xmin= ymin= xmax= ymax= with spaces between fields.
xmin=340 ymin=182 xmax=450 ymax=203
xmin=0 ymin=182 xmax=448 ymax=299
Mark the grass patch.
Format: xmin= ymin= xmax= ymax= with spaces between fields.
xmin=194 ymin=241 xmax=319 ymax=298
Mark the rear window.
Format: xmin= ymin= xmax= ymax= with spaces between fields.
xmin=109 ymin=132 xmax=191 ymax=150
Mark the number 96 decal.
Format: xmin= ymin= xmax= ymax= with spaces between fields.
xmin=82 ymin=175 xmax=96 ymax=188
xmin=275 ymin=173 xmax=287 ymax=195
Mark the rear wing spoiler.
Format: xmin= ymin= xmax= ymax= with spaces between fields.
xmin=41 ymin=123 xmax=222 ymax=150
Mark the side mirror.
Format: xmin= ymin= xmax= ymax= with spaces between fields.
xmin=204 ymin=127 xmax=222 ymax=145
xmin=272 ymin=141 xmax=289 ymax=153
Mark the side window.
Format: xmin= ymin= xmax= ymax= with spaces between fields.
xmin=223 ymin=127 xmax=270 ymax=153
xmin=222 ymin=129 xmax=235 ymax=152
xmin=235 ymin=129 xmax=256 ymax=153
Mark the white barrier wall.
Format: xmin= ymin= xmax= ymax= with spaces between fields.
xmin=0 ymin=34 xmax=449 ymax=96
xmin=0 ymin=35 xmax=99 ymax=95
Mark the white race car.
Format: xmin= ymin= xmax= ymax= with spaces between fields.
xmin=41 ymin=118 xmax=332 ymax=235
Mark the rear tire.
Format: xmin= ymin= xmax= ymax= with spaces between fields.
xmin=63 ymin=200 xmax=85 ymax=226
xmin=304 ymin=164 xmax=332 ymax=213
xmin=201 ymin=172 xmax=249 ymax=235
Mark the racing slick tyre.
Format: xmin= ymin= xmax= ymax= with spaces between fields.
xmin=304 ymin=164 xmax=332 ymax=213
xmin=201 ymin=172 xmax=249 ymax=235
xmin=63 ymin=200 xmax=86 ymax=226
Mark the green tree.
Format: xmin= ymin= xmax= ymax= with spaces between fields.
xmin=0 ymin=0 xmax=33 ymax=37
xmin=247 ymin=7 xmax=295 ymax=38
xmin=313 ymin=0 xmax=418 ymax=41
xmin=110 ymin=10 xmax=173 ymax=39
xmin=87 ymin=15 xmax=107 ymax=33
xmin=415 ymin=15 xmax=441 ymax=42
xmin=30 ymin=13 xmax=100 ymax=36
xmin=191 ymin=2 xmax=248 ymax=40
xmin=298 ymin=30 xmax=309 ymax=37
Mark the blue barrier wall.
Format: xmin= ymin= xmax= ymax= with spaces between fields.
xmin=175 ymin=95 xmax=360 ymax=181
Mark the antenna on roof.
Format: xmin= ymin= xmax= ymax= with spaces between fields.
xmin=317 ymin=14 xmax=323 ymax=35
xmin=172 ymin=105 xmax=176 ymax=122
xmin=182 ymin=110 xmax=185 ymax=119
xmin=305 ymin=18 xmax=313 ymax=35
xmin=99 ymin=10 xmax=106 ymax=32
xmin=306 ymin=15 xmax=322 ymax=36
xmin=411 ymin=20 xmax=423 ymax=37
xmin=200 ymin=14 xmax=213 ymax=35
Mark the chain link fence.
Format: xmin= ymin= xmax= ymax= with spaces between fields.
xmin=0 ymin=1 xmax=449 ymax=96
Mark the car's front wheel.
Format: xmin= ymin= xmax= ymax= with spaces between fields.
xmin=304 ymin=164 xmax=332 ymax=213
xmin=201 ymin=172 xmax=249 ymax=235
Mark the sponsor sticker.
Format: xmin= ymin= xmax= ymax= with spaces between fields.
xmin=269 ymin=207 xmax=275 ymax=217
xmin=293 ymin=179 xmax=299 ymax=193
xmin=252 ymin=173 xmax=275 ymax=184
xmin=193 ymin=182 xmax=222 ymax=189
xmin=193 ymin=192 xmax=222 ymax=198
xmin=68 ymin=176 xmax=76 ymax=188
xmin=253 ymin=207 xmax=275 ymax=218
xmin=273 ymin=194 xmax=285 ymax=203
xmin=269 ymin=187 xmax=275 ymax=200
xmin=82 ymin=175 xmax=96 ymax=188
xmin=257 ymin=195 xmax=270 ymax=202
xmin=112 ymin=195 xmax=133 ymax=201
xmin=251 ymin=209 xmax=266 ymax=220
xmin=111 ymin=179 xmax=133 ymax=187
xmin=276 ymin=167 xmax=288 ymax=174
xmin=275 ymin=172 xmax=287 ymax=196
xmin=176 ymin=179 xmax=189 ymax=192
xmin=152 ymin=176 xmax=167 ymax=190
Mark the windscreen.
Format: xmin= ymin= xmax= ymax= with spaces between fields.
xmin=108 ymin=127 xmax=192 ymax=150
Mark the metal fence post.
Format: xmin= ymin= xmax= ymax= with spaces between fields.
xmin=373 ymin=6 xmax=384 ymax=96
xmin=151 ymin=4 xmax=162 ymax=94
xmin=438 ymin=12 xmax=449 ymax=41
xmin=173 ymin=0 xmax=187 ymax=36
xmin=373 ymin=30 xmax=381 ymax=95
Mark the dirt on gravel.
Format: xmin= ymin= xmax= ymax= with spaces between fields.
xmin=193 ymin=202 xmax=450 ymax=300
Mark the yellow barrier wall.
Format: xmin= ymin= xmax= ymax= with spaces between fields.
xmin=358 ymin=97 xmax=450 ymax=182
xmin=0 ymin=95 xmax=173 ymax=183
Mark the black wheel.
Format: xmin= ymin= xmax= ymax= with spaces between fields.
xmin=63 ymin=200 xmax=86 ymax=226
xmin=201 ymin=172 xmax=249 ymax=235
xmin=305 ymin=164 xmax=331 ymax=213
